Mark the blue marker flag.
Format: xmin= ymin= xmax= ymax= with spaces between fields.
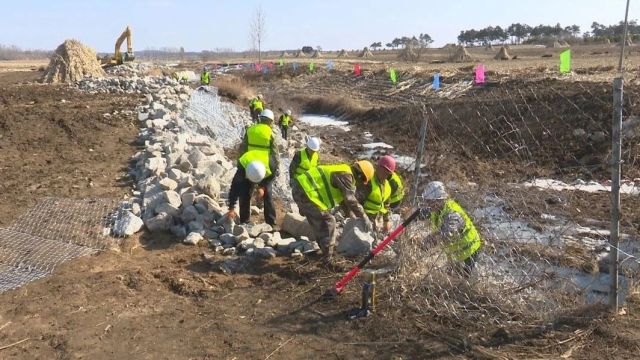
xmin=327 ymin=60 xmax=334 ymax=70
xmin=432 ymin=73 xmax=440 ymax=90
xmin=292 ymin=63 xmax=299 ymax=71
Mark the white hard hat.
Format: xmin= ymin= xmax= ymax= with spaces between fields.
xmin=285 ymin=109 xmax=292 ymax=116
xmin=259 ymin=109 xmax=274 ymax=121
xmin=257 ymin=94 xmax=263 ymax=100
xmin=246 ymin=161 xmax=267 ymax=183
xmin=422 ymin=181 xmax=448 ymax=200
xmin=306 ymin=136 xmax=321 ymax=151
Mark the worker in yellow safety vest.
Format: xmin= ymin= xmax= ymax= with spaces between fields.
xmin=359 ymin=155 xmax=395 ymax=235
xmin=279 ymin=109 xmax=293 ymax=140
xmin=249 ymin=94 xmax=265 ymax=122
xmin=227 ymin=109 xmax=280 ymax=225
xmin=200 ymin=67 xmax=210 ymax=85
xmin=387 ymin=171 xmax=405 ymax=209
xmin=423 ymin=181 xmax=482 ymax=277
xmin=292 ymin=160 xmax=374 ymax=265
xmin=226 ymin=150 xmax=277 ymax=225
xmin=289 ymin=136 xmax=321 ymax=182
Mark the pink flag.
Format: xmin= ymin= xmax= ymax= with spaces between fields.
xmin=267 ymin=62 xmax=274 ymax=69
xmin=354 ymin=63 xmax=361 ymax=76
xmin=475 ymin=64 xmax=485 ymax=85
xmin=255 ymin=63 xmax=262 ymax=72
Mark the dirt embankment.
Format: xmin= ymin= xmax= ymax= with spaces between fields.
xmin=0 ymin=72 xmax=141 ymax=226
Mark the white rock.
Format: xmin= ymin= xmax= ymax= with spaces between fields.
xmin=184 ymin=232 xmax=203 ymax=245
xmin=113 ymin=211 xmax=144 ymax=236
xmin=337 ymin=218 xmax=374 ymax=257
xmin=251 ymin=206 xmax=262 ymax=215
xmin=282 ymin=212 xmax=316 ymax=241
xmin=131 ymin=203 xmax=142 ymax=216
xmin=222 ymin=247 xmax=237 ymax=256
xmin=155 ymin=202 xmax=181 ymax=217
xmin=138 ymin=111 xmax=149 ymax=121
xmin=159 ymin=177 xmax=178 ymax=191
xmin=163 ymin=190 xmax=182 ymax=208
xmin=219 ymin=233 xmax=237 ymax=246
xmin=168 ymin=168 xmax=184 ymax=182
xmin=180 ymin=205 xmax=199 ymax=223
xmin=181 ymin=191 xmax=197 ymax=206
xmin=252 ymin=238 xmax=265 ymax=249
xmin=197 ymin=175 xmax=221 ymax=200
xmin=275 ymin=237 xmax=297 ymax=249
xmin=145 ymin=157 xmax=167 ymax=176
xmin=248 ymin=223 xmax=273 ymax=237
xmin=145 ymin=212 xmax=173 ymax=232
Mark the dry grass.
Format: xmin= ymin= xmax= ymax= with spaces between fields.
xmin=212 ymin=76 xmax=254 ymax=103
xmin=292 ymin=94 xmax=369 ymax=118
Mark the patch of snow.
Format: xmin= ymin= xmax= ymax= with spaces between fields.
xmin=299 ymin=114 xmax=350 ymax=131
xmin=522 ymin=178 xmax=640 ymax=195
xmin=362 ymin=142 xmax=394 ymax=149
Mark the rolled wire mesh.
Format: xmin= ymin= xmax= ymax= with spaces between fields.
xmin=0 ymin=197 xmax=124 ymax=293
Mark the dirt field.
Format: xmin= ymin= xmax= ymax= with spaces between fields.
xmin=1 ymin=44 xmax=640 ymax=359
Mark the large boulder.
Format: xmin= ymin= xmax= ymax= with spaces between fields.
xmin=184 ymin=232 xmax=203 ymax=245
xmin=336 ymin=218 xmax=374 ymax=257
xmin=281 ymin=212 xmax=316 ymax=241
xmin=112 ymin=211 xmax=144 ymax=236
xmin=145 ymin=212 xmax=174 ymax=232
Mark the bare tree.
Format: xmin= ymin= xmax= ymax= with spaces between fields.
xmin=250 ymin=4 xmax=266 ymax=62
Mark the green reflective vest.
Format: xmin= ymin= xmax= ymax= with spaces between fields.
xmin=200 ymin=71 xmax=210 ymax=85
xmin=246 ymin=123 xmax=272 ymax=152
xmin=280 ymin=114 xmax=292 ymax=126
xmin=250 ymin=98 xmax=264 ymax=111
xmin=363 ymin=176 xmax=391 ymax=215
xmin=430 ymin=199 xmax=481 ymax=261
xmin=388 ymin=172 xmax=405 ymax=205
xmin=239 ymin=150 xmax=272 ymax=178
xmin=297 ymin=164 xmax=352 ymax=211
xmin=294 ymin=148 xmax=318 ymax=176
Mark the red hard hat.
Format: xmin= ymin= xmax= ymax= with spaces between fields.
xmin=377 ymin=155 xmax=396 ymax=172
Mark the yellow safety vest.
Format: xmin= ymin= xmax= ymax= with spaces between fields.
xmin=200 ymin=71 xmax=210 ymax=85
xmin=280 ymin=114 xmax=292 ymax=126
xmin=363 ymin=176 xmax=391 ymax=215
xmin=388 ymin=172 xmax=405 ymax=205
xmin=294 ymin=149 xmax=318 ymax=176
xmin=246 ymin=123 xmax=272 ymax=152
xmin=297 ymin=164 xmax=352 ymax=211
xmin=250 ymin=98 xmax=264 ymax=111
xmin=239 ymin=150 xmax=272 ymax=178
xmin=430 ymin=199 xmax=481 ymax=261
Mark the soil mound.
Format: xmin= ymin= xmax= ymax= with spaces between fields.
xmin=43 ymin=39 xmax=105 ymax=83
xmin=494 ymin=46 xmax=511 ymax=60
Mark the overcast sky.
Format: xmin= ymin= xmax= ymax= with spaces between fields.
xmin=0 ymin=0 xmax=633 ymax=51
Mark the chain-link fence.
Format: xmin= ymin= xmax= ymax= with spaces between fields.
xmin=381 ymin=77 xmax=640 ymax=332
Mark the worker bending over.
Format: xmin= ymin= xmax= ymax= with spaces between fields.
xmin=289 ymin=136 xmax=321 ymax=182
xmin=249 ymin=94 xmax=265 ymax=122
xmin=360 ymin=156 xmax=395 ymax=236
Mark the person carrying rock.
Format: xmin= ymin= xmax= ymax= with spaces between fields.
xmin=200 ymin=67 xmax=210 ymax=85
xmin=289 ymin=136 xmax=321 ymax=183
xmin=422 ymin=181 xmax=481 ymax=277
xmin=291 ymin=160 xmax=374 ymax=265
xmin=279 ymin=109 xmax=293 ymax=140
xmin=226 ymin=149 xmax=278 ymax=226
xmin=359 ymin=155 xmax=394 ymax=236
xmin=248 ymin=94 xmax=265 ymax=122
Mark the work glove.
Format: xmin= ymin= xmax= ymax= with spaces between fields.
xmin=362 ymin=217 xmax=373 ymax=233
xmin=225 ymin=209 xmax=237 ymax=220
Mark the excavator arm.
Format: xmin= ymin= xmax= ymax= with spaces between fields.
xmin=113 ymin=26 xmax=134 ymax=64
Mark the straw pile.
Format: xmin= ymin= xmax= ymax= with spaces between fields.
xmin=43 ymin=39 xmax=105 ymax=83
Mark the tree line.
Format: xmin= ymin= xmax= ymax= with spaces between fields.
xmin=0 ymin=45 xmax=50 ymax=60
xmin=370 ymin=33 xmax=434 ymax=50
xmin=457 ymin=21 xmax=640 ymax=46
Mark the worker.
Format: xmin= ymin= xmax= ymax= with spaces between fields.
xmin=226 ymin=150 xmax=277 ymax=225
xmin=279 ymin=109 xmax=293 ymax=140
xmin=292 ymin=160 xmax=374 ymax=265
xmin=423 ymin=181 xmax=481 ymax=277
xmin=239 ymin=109 xmax=279 ymax=162
xmin=289 ymin=136 xmax=321 ymax=182
xmin=200 ymin=67 xmax=210 ymax=85
xmin=248 ymin=94 xmax=265 ymax=122
xmin=360 ymin=156 xmax=394 ymax=235
xmin=388 ymin=171 xmax=405 ymax=209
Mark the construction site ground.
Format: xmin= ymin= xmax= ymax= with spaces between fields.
xmin=1 ymin=45 xmax=640 ymax=359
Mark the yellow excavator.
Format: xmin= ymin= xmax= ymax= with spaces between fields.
xmin=101 ymin=26 xmax=135 ymax=67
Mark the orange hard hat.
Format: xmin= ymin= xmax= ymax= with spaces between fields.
xmin=355 ymin=160 xmax=375 ymax=184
